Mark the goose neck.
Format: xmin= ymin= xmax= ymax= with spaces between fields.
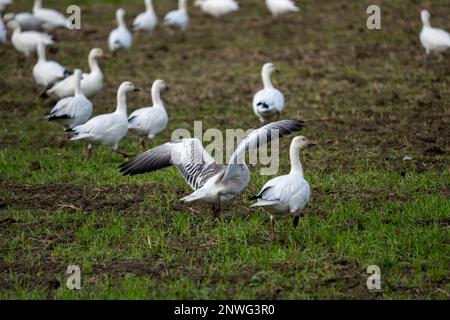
xmin=116 ymin=88 xmax=128 ymax=115
xmin=289 ymin=144 xmax=304 ymax=176
xmin=262 ymin=69 xmax=273 ymax=89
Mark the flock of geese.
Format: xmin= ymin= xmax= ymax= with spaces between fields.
xmin=1 ymin=0 xmax=449 ymax=240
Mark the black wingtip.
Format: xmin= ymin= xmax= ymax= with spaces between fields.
xmin=64 ymin=128 xmax=74 ymax=133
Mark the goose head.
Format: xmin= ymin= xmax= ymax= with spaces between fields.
xmin=3 ymin=13 xmax=15 ymax=23
xmin=421 ymin=10 xmax=431 ymax=26
xmin=263 ymin=63 xmax=279 ymax=75
xmin=89 ymin=48 xmax=109 ymax=60
xmin=152 ymin=79 xmax=168 ymax=93
xmin=119 ymin=81 xmax=140 ymax=94
xmin=292 ymin=136 xmax=317 ymax=151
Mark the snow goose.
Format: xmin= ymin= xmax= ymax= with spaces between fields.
xmin=44 ymin=48 xmax=107 ymax=99
xmin=194 ymin=0 xmax=239 ymax=19
xmin=133 ymin=0 xmax=158 ymax=34
xmin=253 ymin=63 xmax=285 ymax=123
xmin=266 ymin=0 xmax=299 ymax=17
xmin=33 ymin=42 xmax=69 ymax=87
xmin=3 ymin=12 xmax=45 ymax=31
xmin=251 ymin=136 xmax=316 ymax=240
xmin=70 ymin=81 xmax=139 ymax=159
xmin=120 ymin=120 xmax=305 ymax=215
xmin=164 ymin=0 xmax=189 ymax=31
xmin=32 ymin=0 xmax=68 ymax=31
xmin=420 ymin=10 xmax=450 ymax=55
xmin=8 ymin=20 xmax=54 ymax=57
xmin=46 ymin=69 xmax=93 ymax=132
xmin=0 ymin=14 xmax=6 ymax=43
xmin=128 ymin=79 xmax=169 ymax=150
xmin=108 ymin=8 xmax=132 ymax=54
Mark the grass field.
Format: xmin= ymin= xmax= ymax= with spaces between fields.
xmin=0 ymin=0 xmax=449 ymax=299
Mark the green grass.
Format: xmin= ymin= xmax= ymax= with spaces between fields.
xmin=0 ymin=0 xmax=449 ymax=299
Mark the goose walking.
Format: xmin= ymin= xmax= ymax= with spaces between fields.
xmin=420 ymin=10 xmax=450 ymax=55
xmin=194 ymin=0 xmax=239 ymax=19
xmin=164 ymin=0 xmax=189 ymax=31
xmin=33 ymin=42 xmax=69 ymax=87
xmin=44 ymin=48 xmax=107 ymax=99
xmin=8 ymin=19 xmax=54 ymax=57
xmin=251 ymin=136 xmax=316 ymax=240
xmin=120 ymin=120 xmax=305 ymax=214
xmin=3 ymin=12 xmax=45 ymax=31
xmin=70 ymin=81 xmax=139 ymax=159
xmin=266 ymin=0 xmax=299 ymax=17
xmin=32 ymin=0 xmax=69 ymax=31
xmin=133 ymin=0 xmax=158 ymax=34
xmin=253 ymin=63 xmax=285 ymax=123
xmin=128 ymin=80 xmax=169 ymax=150
xmin=108 ymin=8 xmax=132 ymax=54
xmin=46 ymin=69 xmax=93 ymax=132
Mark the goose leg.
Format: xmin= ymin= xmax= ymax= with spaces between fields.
xmin=270 ymin=216 xmax=276 ymax=241
xmin=213 ymin=194 xmax=222 ymax=218
xmin=115 ymin=148 xmax=132 ymax=158
xmin=140 ymin=137 xmax=147 ymax=151
xmin=86 ymin=144 xmax=93 ymax=160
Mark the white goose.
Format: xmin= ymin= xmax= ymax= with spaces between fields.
xmin=71 ymin=81 xmax=139 ymax=159
xmin=164 ymin=0 xmax=189 ymax=31
xmin=128 ymin=80 xmax=169 ymax=150
xmin=8 ymin=20 xmax=54 ymax=57
xmin=420 ymin=10 xmax=450 ymax=55
xmin=3 ymin=12 xmax=45 ymax=31
xmin=265 ymin=0 xmax=299 ymax=17
xmin=32 ymin=0 xmax=69 ymax=31
xmin=194 ymin=0 xmax=239 ymax=19
xmin=46 ymin=69 xmax=93 ymax=131
xmin=108 ymin=8 xmax=132 ymax=53
xmin=33 ymin=42 xmax=69 ymax=87
xmin=133 ymin=0 xmax=158 ymax=34
xmin=0 ymin=14 xmax=6 ymax=43
xmin=251 ymin=136 xmax=316 ymax=240
xmin=120 ymin=120 xmax=305 ymax=214
xmin=44 ymin=48 xmax=107 ymax=99
xmin=253 ymin=63 xmax=285 ymax=123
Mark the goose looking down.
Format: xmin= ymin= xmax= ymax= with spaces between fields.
xmin=108 ymin=8 xmax=132 ymax=53
xmin=3 ymin=12 xmax=45 ymax=31
xmin=44 ymin=48 xmax=107 ymax=99
xmin=128 ymin=80 xmax=169 ymax=150
xmin=33 ymin=0 xmax=69 ymax=31
xmin=251 ymin=136 xmax=316 ymax=240
xmin=120 ymin=120 xmax=305 ymax=215
xmin=33 ymin=42 xmax=69 ymax=87
xmin=253 ymin=63 xmax=285 ymax=123
xmin=8 ymin=20 xmax=54 ymax=57
xmin=70 ymin=81 xmax=140 ymax=159
xmin=133 ymin=0 xmax=158 ymax=34
xmin=164 ymin=0 xmax=189 ymax=31
xmin=420 ymin=10 xmax=450 ymax=55
xmin=46 ymin=69 xmax=93 ymax=132
xmin=0 ymin=14 xmax=6 ymax=43
xmin=266 ymin=0 xmax=299 ymax=17
xmin=194 ymin=0 xmax=239 ymax=19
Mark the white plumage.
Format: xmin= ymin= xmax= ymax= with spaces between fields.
xmin=33 ymin=42 xmax=68 ymax=87
xmin=0 ymin=14 xmax=6 ymax=43
xmin=46 ymin=69 xmax=93 ymax=131
xmin=164 ymin=0 xmax=189 ymax=31
xmin=128 ymin=79 xmax=169 ymax=149
xmin=133 ymin=0 xmax=158 ymax=34
xmin=45 ymin=48 xmax=106 ymax=99
xmin=120 ymin=120 xmax=305 ymax=214
xmin=194 ymin=0 xmax=239 ymax=19
xmin=108 ymin=8 xmax=132 ymax=53
xmin=71 ymin=81 xmax=139 ymax=159
xmin=8 ymin=20 xmax=54 ymax=57
xmin=419 ymin=10 xmax=450 ymax=55
xmin=3 ymin=12 xmax=45 ymax=31
xmin=265 ymin=0 xmax=299 ymax=16
xmin=251 ymin=136 xmax=316 ymax=240
xmin=32 ymin=0 xmax=69 ymax=31
xmin=253 ymin=63 xmax=285 ymax=123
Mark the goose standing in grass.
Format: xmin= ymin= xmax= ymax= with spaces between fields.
xmin=253 ymin=63 xmax=285 ymax=123
xmin=32 ymin=0 xmax=69 ymax=31
xmin=194 ymin=0 xmax=239 ymax=19
xmin=3 ymin=12 xmax=45 ymax=31
xmin=33 ymin=42 xmax=69 ymax=88
xmin=0 ymin=14 xmax=6 ymax=43
xmin=266 ymin=0 xmax=299 ymax=17
xmin=128 ymin=80 xmax=169 ymax=150
xmin=420 ymin=10 xmax=450 ymax=55
xmin=8 ymin=20 xmax=54 ymax=57
xmin=108 ymin=8 xmax=132 ymax=54
xmin=120 ymin=120 xmax=305 ymax=215
xmin=164 ymin=0 xmax=189 ymax=31
xmin=251 ymin=136 xmax=316 ymax=240
xmin=70 ymin=81 xmax=139 ymax=159
xmin=133 ymin=0 xmax=158 ymax=34
xmin=46 ymin=69 xmax=93 ymax=132
xmin=44 ymin=48 xmax=107 ymax=99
